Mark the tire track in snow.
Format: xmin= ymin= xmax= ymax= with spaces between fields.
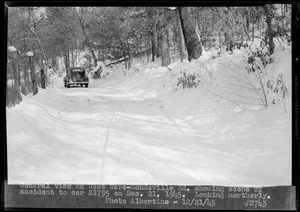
xmin=99 ymin=112 xmax=116 ymax=183
xmin=158 ymin=106 xmax=217 ymax=166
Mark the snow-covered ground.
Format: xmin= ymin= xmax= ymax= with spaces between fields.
xmin=6 ymin=40 xmax=292 ymax=186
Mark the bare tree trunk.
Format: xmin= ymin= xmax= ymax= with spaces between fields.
xmin=285 ymin=4 xmax=288 ymax=13
xmin=151 ymin=25 xmax=157 ymax=61
xmin=28 ymin=8 xmax=47 ymax=64
xmin=157 ymin=16 xmax=171 ymax=67
xmin=90 ymin=50 xmax=97 ymax=67
xmin=243 ymin=25 xmax=251 ymax=41
xmin=16 ymin=53 xmax=22 ymax=89
xmin=64 ymin=45 xmax=69 ymax=69
xmin=21 ymin=15 xmax=31 ymax=95
xmin=71 ymin=45 xmax=75 ymax=67
xmin=29 ymin=56 xmax=38 ymax=95
xmin=67 ymin=44 xmax=70 ymax=69
xmin=57 ymin=57 xmax=61 ymax=71
xmin=252 ymin=21 xmax=255 ymax=41
xmin=39 ymin=59 xmax=47 ymax=89
xmin=281 ymin=4 xmax=285 ymax=29
xmin=263 ymin=4 xmax=275 ymax=55
xmin=246 ymin=15 xmax=250 ymax=31
xmin=64 ymin=51 xmax=67 ymax=70
xmin=178 ymin=17 xmax=187 ymax=62
xmin=178 ymin=7 xmax=202 ymax=61
xmin=147 ymin=8 xmax=159 ymax=60
xmin=77 ymin=15 xmax=97 ymax=67
xmin=126 ymin=45 xmax=131 ymax=70
xmin=146 ymin=36 xmax=150 ymax=62
xmin=52 ymin=57 xmax=57 ymax=71
xmin=77 ymin=51 xmax=80 ymax=65
xmin=12 ymin=52 xmax=22 ymax=104
xmin=156 ymin=31 xmax=161 ymax=58
xmin=24 ymin=59 xmax=32 ymax=94
xmin=40 ymin=68 xmax=46 ymax=89
xmin=74 ymin=51 xmax=77 ymax=67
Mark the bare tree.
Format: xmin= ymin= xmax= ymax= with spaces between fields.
xmin=178 ymin=7 xmax=202 ymax=61
xmin=7 ymin=47 xmax=22 ymax=106
xmin=147 ymin=8 xmax=158 ymax=62
xmin=157 ymin=14 xmax=171 ymax=67
xmin=263 ymin=4 xmax=275 ymax=55
xmin=27 ymin=52 xmax=38 ymax=95
xmin=72 ymin=8 xmax=98 ymax=67
xmin=178 ymin=17 xmax=187 ymax=62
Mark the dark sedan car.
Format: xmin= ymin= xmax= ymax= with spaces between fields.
xmin=64 ymin=67 xmax=89 ymax=88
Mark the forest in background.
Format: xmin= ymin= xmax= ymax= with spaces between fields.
xmin=6 ymin=5 xmax=292 ymax=107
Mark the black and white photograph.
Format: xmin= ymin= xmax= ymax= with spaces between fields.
xmin=5 ymin=3 xmax=293 ymax=192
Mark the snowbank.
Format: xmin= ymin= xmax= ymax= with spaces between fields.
xmin=7 ymin=40 xmax=292 ymax=186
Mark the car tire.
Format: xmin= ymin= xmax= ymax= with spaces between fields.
xmin=85 ymin=84 xmax=88 ymax=88
xmin=67 ymin=84 xmax=70 ymax=88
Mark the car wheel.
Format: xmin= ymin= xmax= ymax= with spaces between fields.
xmin=67 ymin=84 xmax=70 ymax=88
xmin=85 ymin=84 xmax=88 ymax=88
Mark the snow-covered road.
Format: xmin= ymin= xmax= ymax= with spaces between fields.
xmin=7 ymin=75 xmax=291 ymax=186
xmin=46 ymin=78 xmax=247 ymax=185
xmin=7 ymin=46 xmax=291 ymax=186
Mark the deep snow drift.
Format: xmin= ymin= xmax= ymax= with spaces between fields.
xmin=6 ymin=41 xmax=292 ymax=186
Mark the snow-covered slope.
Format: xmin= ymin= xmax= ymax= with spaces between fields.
xmin=6 ymin=41 xmax=292 ymax=186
